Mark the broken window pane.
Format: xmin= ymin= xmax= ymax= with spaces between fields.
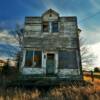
xmin=43 ymin=22 xmax=49 ymax=32
xmin=25 ymin=50 xmax=33 ymax=67
xmin=25 ymin=50 xmax=42 ymax=68
xmin=34 ymin=51 xmax=42 ymax=68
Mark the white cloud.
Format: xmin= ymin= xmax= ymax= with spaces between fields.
xmin=88 ymin=42 xmax=100 ymax=67
xmin=0 ymin=30 xmax=18 ymax=46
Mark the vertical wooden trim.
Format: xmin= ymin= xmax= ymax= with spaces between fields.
xmin=76 ymin=50 xmax=80 ymax=74
xmin=20 ymin=50 xmax=26 ymax=73
xmin=76 ymin=19 xmax=83 ymax=80
xmin=32 ymin=50 xmax=34 ymax=66
xmin=55 ymin=52 xmax=58 ymax=73
xmin=49 ymin=22 xmax=52 ymax=33
xmin=42 ymin=51 xmax=46 ymax=74
xmin=22 ymin=50 xmax=26 ymax=67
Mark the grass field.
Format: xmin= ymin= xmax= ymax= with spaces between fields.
xmin=0 ymin=85 xmax=100 ymax=100
xmin=0 ymin=72 xmax=100 ymax=100
xmin=83 ymin=73 xmax=100 ymax=92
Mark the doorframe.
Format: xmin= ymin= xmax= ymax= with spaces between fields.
xmin=46 ymin=53 xmax=55 ymax=75
xmin=44 ymin=51 xmax=58 ymax=74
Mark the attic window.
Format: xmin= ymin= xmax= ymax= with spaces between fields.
xmin=52 ymin=22 xmax=58 ymax=32
xmin=49 ymin=13 xmax=52 ymax=17
xmin=43 ymin=22 xmax=49 ymax=32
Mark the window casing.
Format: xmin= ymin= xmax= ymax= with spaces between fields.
xmin=52 ymin=22 xmax=58 ymax=32
xmin=34 ymin=51 xmax=42 ymax=67
xmin=43 ymin=22 xmax=49 ymax=32
xmin=25 ymin=50 xmax=42 ymax=68
xmin=43 ymin=21 xmax=58 ymax=32
xmin=25 ymin=51 xmax=33 ymax=67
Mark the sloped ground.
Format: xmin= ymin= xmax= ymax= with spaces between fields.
xmin=84 ymin=74 xmax=100 ymax=92
xmin=0 ymin=70 xmax=100 ymax=100
xmin=0 ymin=85 xmax=100 ymax=100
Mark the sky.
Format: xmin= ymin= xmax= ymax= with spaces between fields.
xmin=0 ymin=0 xmax=100 ymax=68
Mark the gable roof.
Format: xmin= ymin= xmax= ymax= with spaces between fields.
xmin=42 ymin=9 xmax=59 ymax=17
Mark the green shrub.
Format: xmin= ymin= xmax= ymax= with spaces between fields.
xmin=2 ymin=61 xmax=11 ymax=76
xmin=94 ymin=67 xmax=100 ymax=72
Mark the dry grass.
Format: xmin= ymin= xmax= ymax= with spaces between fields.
xmin=0 ymin=84 xmax=100 ymax=100
xmin=0 ymin=70 xmax=100 ymax=100
xmin=84 ymin=75 xmax=100 ymax=92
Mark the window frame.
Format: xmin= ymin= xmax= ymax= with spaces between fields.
xmin=25 ymin=50 xmax=34 ymax=67
xmin=42 ymin=21 xmax=59 ymax=33
xmin=58 ymin=50 xmax=77 ymax=69
xmin=52 ymin=21 xmax=58 ymax=32
xmin=43 ymin=21 xmax=49 ymax=32
xmin=25 ymin=50 xmax=42 ymax=68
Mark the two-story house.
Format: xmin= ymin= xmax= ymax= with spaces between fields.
xmin=20 ymin=9 xmax=83 ymax=81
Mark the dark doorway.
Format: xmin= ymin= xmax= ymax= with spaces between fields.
xmin=46 ymin=53 xmax=55 ymax=75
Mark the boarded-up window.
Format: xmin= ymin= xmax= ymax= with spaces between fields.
xmin=25 ymin=50 xmax=33 ymax=67
xmin=58 ymin=50 xmax=77 ymax=69
xmin=43 ymin=22 xmax=49 ymax=32
xmin=25 ymin=50 xmax=42 ymax=67
xmin=52 ymin=22 xmax=58 ymax=32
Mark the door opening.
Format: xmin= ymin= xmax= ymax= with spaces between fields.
xmin=46 ymin=53 xmax=55 ymax=75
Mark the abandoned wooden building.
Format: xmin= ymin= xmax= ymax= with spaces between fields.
xmin=20 ymin=9 xmax=83 ymax=81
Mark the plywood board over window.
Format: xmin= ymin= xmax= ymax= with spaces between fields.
xmin=58 ymin=50 xmax=77 ymax=69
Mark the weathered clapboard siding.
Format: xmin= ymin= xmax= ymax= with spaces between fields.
xmin=21 ymin=68 xmax=45 ymax=75
xmin=23 ymin=37 xmax=78 ymax=49
xmin=42 ymin=11 xmax=59 ymax=21
xmin=58 ymin=69 xmax=80 ymax=76
xmin=20 ymin=9 xmax=82 ymax=80
xmin=24 ymin=24 xmax=41 ymax=31
xmin=25 ymin=17 xmax=41 ymax=24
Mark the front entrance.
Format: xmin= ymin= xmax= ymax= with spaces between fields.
xmin=46 ymin=53 xmax=55 ymax=75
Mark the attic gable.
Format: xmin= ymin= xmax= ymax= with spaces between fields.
xmin=42 ymin=9 xmax=59 ymax=16
xmin=42 ymin=9 xmax=59 ymax=21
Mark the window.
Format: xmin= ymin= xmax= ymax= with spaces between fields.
xmin=58 ymin=50 xmax=77 ymax=69
xmin=34 ymin=51 xmax=42 ymax=68
xmin=43 ymin=22 xmax=49 ymax=32
xmin=52 ymin=22 xmax=58 ymax=32
xmin=43 ymin=21 xmax=58 ymax=32
xmin=25 ymin=50 xmax=33 ymax=67
xmin=25 ymin=50 xmax=42 ymax=68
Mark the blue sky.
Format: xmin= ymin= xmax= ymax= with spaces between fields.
xmin=0 ymin=0 xmax=100 ymax=31
xmin=0 ymin=0 xmax=100 ymax=30
xmin=0 ymin=0 xmax=100 ymax=67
